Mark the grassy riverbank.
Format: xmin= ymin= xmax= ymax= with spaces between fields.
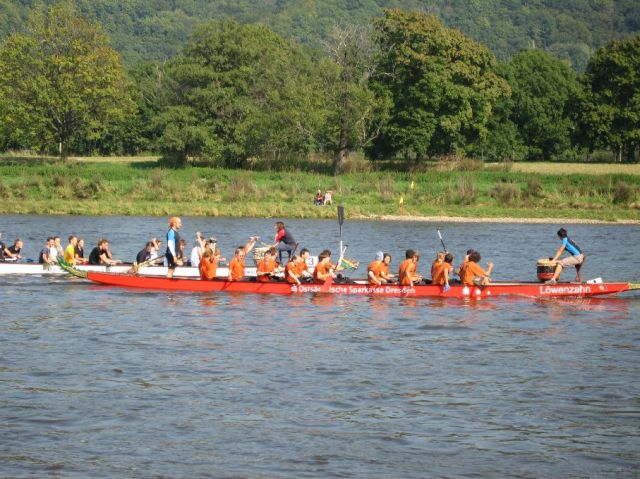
xmin=0 ymin=159 xmax=639 ymax=221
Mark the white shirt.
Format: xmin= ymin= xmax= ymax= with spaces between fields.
xmin=190 ymin=246 xmax=202 ymax=268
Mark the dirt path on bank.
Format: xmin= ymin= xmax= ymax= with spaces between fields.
xmin=362 ymin=215 xmax=640 ymax=225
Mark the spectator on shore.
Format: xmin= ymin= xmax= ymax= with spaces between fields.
xmin=314 ymin=190 xmax=324 ymax=206
xmin=324 ymin=190 xmax=333 ymax=206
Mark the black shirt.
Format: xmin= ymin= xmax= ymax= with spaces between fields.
xmin=7 ymin=245 xmax=21 ymax=257
xmin=0 ymin=241 xmax=5 ymax=258
xmin=88 ymin=247 xmax=103 ymax=265
xmin=136 ymin=248 xmax=150 ymax=264
xmin=75 ymin=245 xmax=84 ymax=259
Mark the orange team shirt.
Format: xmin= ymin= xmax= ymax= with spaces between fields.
xmin=296 ymin=260 xmax=308 ymax=276
xmin=398 ymin=259 xmax=416 ymax=286
xmin=229 ymin=257 xmax=246 ymax=281
xmin=367 ymin=260 xmax=384 ymax=285
xmin=199 ymin=257 xmax=218 ymax=280
xmin=257 ymin=257 xmax=277 ymax=282
xmin=285 ymin=262 xmax=299 ymax=284
xmin=431 ymin=259 xmax=441 ymax=279
xmin=432 ymin=262 xmax=452 ymax=286
xmin=461 ymin=261 xmax=487 ymax=286
xmin=313 ymin=261 xmax=331 ymax=283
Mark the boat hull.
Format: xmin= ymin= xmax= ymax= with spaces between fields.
xmin=83 ymin=272 xmax=637 ymax=298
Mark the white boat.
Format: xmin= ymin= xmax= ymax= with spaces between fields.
xmin=0 ymin=261 xmax=253 ymax=278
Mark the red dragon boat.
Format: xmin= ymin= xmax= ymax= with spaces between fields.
xmin=67 ymin=269 xmax=639 ymax=299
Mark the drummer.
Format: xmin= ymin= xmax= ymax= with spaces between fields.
xmin=546 ymin=228 xmax=584 ymax=284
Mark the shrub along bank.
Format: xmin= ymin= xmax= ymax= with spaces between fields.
xmin=0 ymin=161 xmax=638 ymax=221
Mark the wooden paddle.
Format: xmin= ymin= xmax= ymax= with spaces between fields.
xmin=128 ymin=254 xmax=166 ymax=274
xmin=437 ymin=229 xmax=447 ymax=253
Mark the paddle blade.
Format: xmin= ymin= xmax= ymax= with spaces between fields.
xmin=337 ymin=206 xmax=345 ymax=225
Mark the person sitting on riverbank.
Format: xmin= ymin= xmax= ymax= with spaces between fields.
xmin=432 ymin=253 xmax=454 ymax=291
xmin=314 ymin=190 xmax=324 ymax=206
xmin=313 ymin=250 xmax=336 ymax=284
xmin=399 ymin=249 xmax=423 ymax=287
xmin=257 ymin=247 xmax=279 ymax=282
xmin=228 ymin=236 xmax=258 ymax=281
xmin=63 ymin=236 xmax=79 ymax=264
xmin=461 ymin=251 xmax=493 ymax=287
xmin=324 ymin=190 xmax=333 ymax=205
xmin=89 ymin=238 xmax=121 ymax=266
xmin=545 ymin=228 xmax=585 ymax=284
xmin=3 ymin=238 xmax=23 ymax=261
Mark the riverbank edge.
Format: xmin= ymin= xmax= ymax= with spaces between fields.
xmin=367 ymin=215 xmax=640 ymax=225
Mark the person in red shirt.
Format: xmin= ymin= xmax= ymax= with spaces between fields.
xmin=273 ymin=221 xmax=297 ymax=264
xmin=313 ymin=250 xmax=335 ymax=283
xmin=461 ymin=251 xmax=493 ymax=286
xmin=257 ymin=247 xmax=279 ymax=282
xmin=227 ymin=236 xmax=258 ymax=281
xmin=398 ymin=249 xmax=423 ymax=287
xmin=432 ymin=253 xmax=454 ymax=291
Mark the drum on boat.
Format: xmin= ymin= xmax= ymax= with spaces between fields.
xmin=536 ymin=258 xmax=556 ymax=282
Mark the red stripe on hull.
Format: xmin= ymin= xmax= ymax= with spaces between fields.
xmin=84 ymin=272 xmax=633 ymax=298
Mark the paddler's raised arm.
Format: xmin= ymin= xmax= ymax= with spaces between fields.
xmin=244 ymin=236 xmax=258 ymax=254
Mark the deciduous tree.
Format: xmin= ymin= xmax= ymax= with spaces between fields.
xmin=0 ymin=2 xmax=135 ymax=157
xmin=369 ymin=9 xmax=509 ymax=161
xmin=575 ymin=36 xmax=640 ymax=162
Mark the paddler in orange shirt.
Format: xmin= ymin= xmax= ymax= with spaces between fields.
xmin=432 ymin=253 xmax=454 ymax=291
xmin=313 ymin=250 xmax=336 ymax=284
xmin=398 ymin=249 xmax=423 ymax=287
xmin=256 ymin=247 xmax=279 ymax=282
xmin=296 ymin=248 xmax=312 ymax=281
xmin=461 ymin=251 xmax=493 ymax=286
xmin=199 ymin=245 xmax=224 ymax=280
xmin=431 ymin=251 xmax=445 ymax=280
xmin=456 ymin=249 xmax=475 ymax=281
xmin=227 ymin=236 xmax=258 ymax=281
xmin=381 ymin=253 xmax=395 ymax=283
xmin=285 ymin=255 xmax=304 ymax=285
xmin=368 ymin=251 xmax=387 ymax=286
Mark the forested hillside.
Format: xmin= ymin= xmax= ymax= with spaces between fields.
xmin=0 ymin=0 xmax=638 ymax=69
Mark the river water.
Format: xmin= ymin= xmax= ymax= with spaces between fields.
xmin=1 ymin=215 xmax=639 ymax=478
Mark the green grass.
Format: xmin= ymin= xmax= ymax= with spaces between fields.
xmin=0 ymin=160 xmax=638 ymax=221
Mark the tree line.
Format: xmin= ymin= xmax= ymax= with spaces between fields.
xmin=0 ymin=3 xmax=638 ymax=171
